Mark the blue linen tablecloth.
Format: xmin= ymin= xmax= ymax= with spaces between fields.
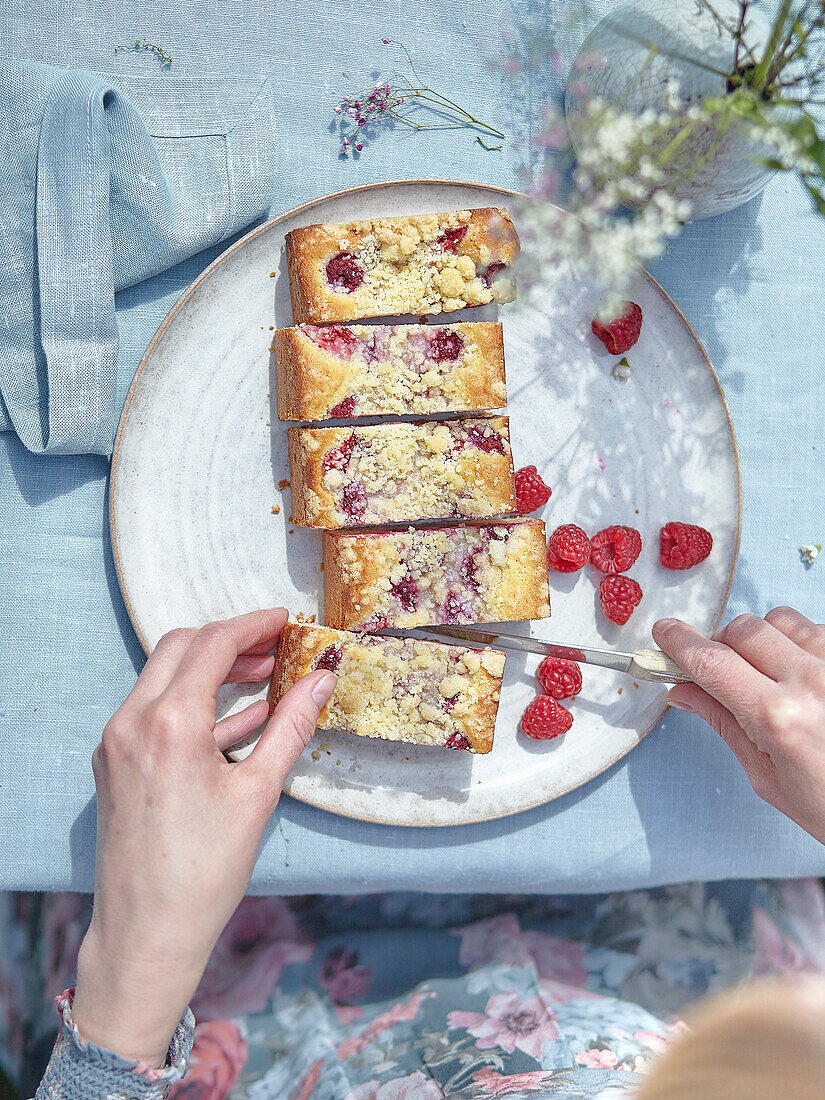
xmin=2 ymin=0 xmax=824 ymax=893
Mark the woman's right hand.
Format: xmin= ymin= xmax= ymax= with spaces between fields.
xmin=653 ymin=606 xmax=825 ymax=845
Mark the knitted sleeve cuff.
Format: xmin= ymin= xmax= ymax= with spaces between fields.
xmin=34 ymin=987 xmax=195 ymax=1099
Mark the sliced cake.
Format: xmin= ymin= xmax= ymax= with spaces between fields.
xmin=288 ymin=418 xmax=516 ymax=529
xmin=284 ymin=208 xmax=519 ymax=323
xmin=323 ymin=519 xmax=551 ymax=630
xmin=268 ymin=622 xmax=505 ymax=753
xmin=272 ymin=321 xmax=507 ymax=421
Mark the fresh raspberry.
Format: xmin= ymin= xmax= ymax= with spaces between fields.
xmin=659 ymin=522 xmax=713 ymax=570
xmin=547 ymin=524 xmax=591 ymax=573
xmin=428 ymin=329 xmax=464 ymax=362
xmin=325 ymin=252 xmax=364 ymax=292
xmin=599 ymin=574 xmax=643 ymax=625
xmin=311 ymin=324 xmax=357 ymax=358
xmin=437 ymin=226 xmax=468 ymax=252
xmin=591 ymin=301 xmax=643 ymax=354
xmin=514 ymin=466 xmax=552 ymax=514
xmin=537 ymin=656 xmax=582 ymax=700
xmin=328 ymin=395 xmax=357 ymax=418
xmin=589 ymin=525 xmax=642 ymax=574
xmin=465 ymin=425 xmax=505 ymax=454
xmin=315 ymin=645 xmax=342 ymax=672
xmin=520 ymin=695 xmax=573 ymax=740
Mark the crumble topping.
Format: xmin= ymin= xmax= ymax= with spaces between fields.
xmin=293 ymin=209 xmax=518 ymax=319
xmin=278 ymin=624 xmax=504 ymax=750
xmin=324 ymin=520 xmax=551 ymax=629
xmin=289 ymin=418 xmax=515 ymax=527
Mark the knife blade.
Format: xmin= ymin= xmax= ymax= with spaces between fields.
xmin=407 ymin=626 xmax=690 ymax=684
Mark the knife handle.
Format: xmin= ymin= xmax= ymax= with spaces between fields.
xmin=628 ymin=649 xmax=692 ymax=684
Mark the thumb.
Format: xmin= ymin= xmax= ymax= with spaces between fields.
xmin=244 ymin=670 xmax=337 ymax=795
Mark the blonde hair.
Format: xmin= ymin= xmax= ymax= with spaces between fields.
xmin=637 ymin=977 xmax=825 ymax=1100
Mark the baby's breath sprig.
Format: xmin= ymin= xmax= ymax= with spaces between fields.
xmin=114 ymin=39 xmax=173 ymax=69
xmin=334 ymin=38 xmax=504 ymax=156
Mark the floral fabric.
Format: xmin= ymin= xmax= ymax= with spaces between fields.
xmin=3 ymin=880 xmax=824 ymax=1099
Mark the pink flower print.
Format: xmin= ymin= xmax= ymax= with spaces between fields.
xmin=335 ymin=1004 xmax=365 ymax=1025
xmin=575 ymin=1048 xmax=619 ymax=1069
xmin=168 ymin=1020 xmax=247 ymax=1100
xmin=537 ymin=977 xmax=603 ymax=1005
xmin=345 ymin=1069 xmax=444 ymax=1099
xmin=338 ymin=990 xmax=434 ymax=1060
xmin=448 ymin=992 xmax=560 ymax=1059
xmin=472 ymin=1067 xmax=557 ymax=1095
xmin=633 ymin=1028 xmax=673 ymax=1056
xmin=192 ymin=898 xmax=313 ymax=1019
xmin=320 ymin=947 xmax=372 ymax=1004
xmin=288 ymin=1057 xmax=324 ymax=1100
xmin=521 ymin=931 xmax=588 ymax=988
xmin=453 ymin=914 xmax=529 ymax=969
xmin=753 ymin=907 xmax=819 ymax=977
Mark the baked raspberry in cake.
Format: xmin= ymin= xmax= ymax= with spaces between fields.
xmin=273 ymin=321 xmax=507 ymax=421
xmin=288 ymin=417 xmax=516 ymax=529
xmin=284 ymin=208 xmax=519 ymax=323
xmin=323 ymin=519 xmax=551 ymax=630
xmin=268 ymin=622 xmax=505 ymax=753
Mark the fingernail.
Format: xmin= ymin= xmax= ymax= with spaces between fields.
xmin=669 ymin=699 xmax=693 ymax=712
xmin=312 ymin=673 xmax=337 ymax=705
xmin=653 ymin=617 xmax=678 ymax=633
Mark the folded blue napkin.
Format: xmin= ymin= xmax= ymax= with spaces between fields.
xmin=0 ymin=61 xmax=277 ymax=455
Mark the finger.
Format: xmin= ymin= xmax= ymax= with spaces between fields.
xmin=214 ymin=699 xmax=270 ymax=752
xmin=667 ymin=683 xmax=779 ymax=802
xmin=166 ymin=608 xmax=289 ymax=708
xmin=711 ymin=614 xmax=818 ymax=682
xmin=225 ymin=654 xmax=276 ymax=684
xmin=653 ymin=618 xmax=771 ymax=727
xmin=127 ymin=627 xmax=198 ymax=705
xmin=764 ymin=606 xmax=825 ymax=661
xmin=243 ymin=671 xmax=337 ymax=798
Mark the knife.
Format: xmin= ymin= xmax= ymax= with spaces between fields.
xmin=407 ymin=626 xmax=691 ymax=684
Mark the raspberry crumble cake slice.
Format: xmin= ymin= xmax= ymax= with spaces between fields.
xmin=287 ymin=417 xmax=516 ymax=528
xmin=323 ymin=519 xmax=551 ymax=630
xmin=284 ymin=208 xmax=519 ymax=323
xmin=272 ymin=321 xmax=507 ymax=421
xmin=268 ymin=622 xmax=505 ymax=753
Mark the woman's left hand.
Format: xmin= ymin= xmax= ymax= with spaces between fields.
xmin=72 ymin=607 xmax=336 ymax=1069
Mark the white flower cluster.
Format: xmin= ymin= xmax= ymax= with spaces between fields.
xmin=519 ymin=94 xmax=695 ymax=301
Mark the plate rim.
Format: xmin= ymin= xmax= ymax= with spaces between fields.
xmin=109 ymin=178 xmax=742 ymax=826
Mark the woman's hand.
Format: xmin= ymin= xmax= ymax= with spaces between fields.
xmin=653 ymin=607 xmax=825 ymax=845
xmin=72 ymin=608 xmax=336 ymax=1069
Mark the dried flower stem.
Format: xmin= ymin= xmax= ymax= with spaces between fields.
xmin=334 ymin=39 xmax=504 ymax=155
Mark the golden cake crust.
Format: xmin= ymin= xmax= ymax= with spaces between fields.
xmin=272 ymin=322 xmax=507 ymax=421
xmin=268 ymin=622 xmax=504 ymax=753
xmin=284 ymin=208 xmax=519 ymax=324
xmin=287 ymin=418 xmax=516 ymax=529
xmin=323 ymin=519 xmax=551 ymax=630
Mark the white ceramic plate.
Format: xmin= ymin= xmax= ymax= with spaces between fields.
xmin=110 ymin=180 xmax=740 ymax=827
